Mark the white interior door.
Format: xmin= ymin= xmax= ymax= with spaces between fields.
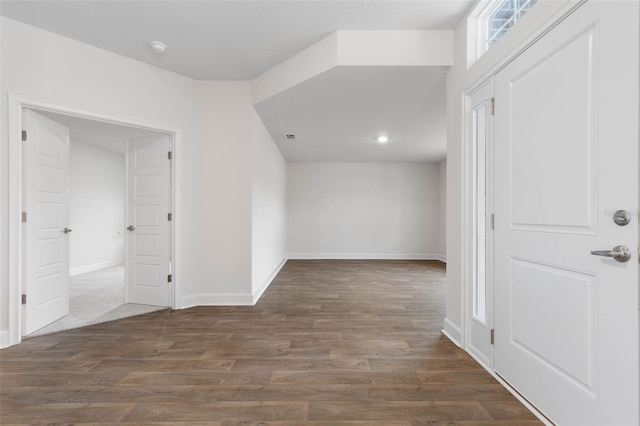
xmin=467 ymin=79 xmax=494 ymax=367
xmin=494 ymin=1 xmax=639 ymax=424
xmin=125 ymin=135 xmax=171 ymax=307
xmin=23 ymin=109 xmax=70 ymax=335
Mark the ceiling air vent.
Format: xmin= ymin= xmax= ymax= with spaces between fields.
xmin=284 ymin=134 xmax=296 ymax=140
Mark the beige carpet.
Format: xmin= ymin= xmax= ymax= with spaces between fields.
xmin=28 ymin=264 xmax=166 ymax=337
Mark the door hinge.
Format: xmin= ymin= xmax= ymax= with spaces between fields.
xmin=22 ymin=212 xmax=27 ymax=223
xmin=490 ymin=97 xmax=495 ymax=115
xmin=168 ymin=213 xmax=172 ymax=221
xmin=167 ymin=274 xmax=172 ymax=283
xmin=22 ymin=294 xmax=27 ymax=305
xmin=490 ymin=213 xmax=495 ymax=230
xmin=168 ymin=151 xmax=173 ymax=160
xmin=490 ymin=329 xmax=495 ymax=345
xmin=21 ymin=130 xmax=27 ymax=141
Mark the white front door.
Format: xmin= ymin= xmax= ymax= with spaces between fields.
xmin=467 ymin=79 xmax=494 ymax=367
xmin=125 ymin=135 xmax=171 ymax=307
xmin=23 ymin=109 xmax=70 ymax=335
xmin=494 ymin=1 xmax=638 ymax=424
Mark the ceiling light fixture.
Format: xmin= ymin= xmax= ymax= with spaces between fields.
xmin=377 ymin=135 xmax=389 ymax=143
xmin=150 ymin=41 xmax=167 ymax=54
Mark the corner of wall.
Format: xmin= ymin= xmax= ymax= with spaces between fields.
xmin=0 ymin=330 xmax=9 ymax=349
xmin=442 ymin=318 xmax=462 ymax=347
xmin=250 ymin=109 xmax=288 ymax=299
xmin=252 ymin=257 xmax=287 ymax=304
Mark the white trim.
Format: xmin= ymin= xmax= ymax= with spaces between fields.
xmin=467 ymin=0 xmax=498 ymax=65
xmin=252 ymin=258 xmax=286 ymax=304
xmin=462 ymin=77 xmax=496 ymax=369
xmin=434 ymin=254 xmax=447 ymax=263
xmin=464 ymin=1 xmax=585 ymax=93
xmin=180 ymin=293 xmax=254 ymax=308
xmin=7 ymin=95 xmax=22 ymax=348
xmin=6 ymin=95 xmax=180 ymax=348
xmin=455 ymin=90 xmax=468 ymax=350
xmin=69 ymin=259 xmax=124 ymax=277
xmin=442 ymin=318 xmax=463 ymax=347
xmin=287 ymin=253 xmax=443 ymax=260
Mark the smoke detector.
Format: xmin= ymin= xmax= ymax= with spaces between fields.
xmin=150 ymin=41 xmax=167 ymax=54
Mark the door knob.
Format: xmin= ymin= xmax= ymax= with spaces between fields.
xmin=591 ymin=245 xmax=632 ymax=262
xmin=127 ymin=225 xmax=135 ymax=231
xmin=63 ymin=227 xmax=72 ymax=234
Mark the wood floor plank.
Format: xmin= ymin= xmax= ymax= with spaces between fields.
xmin=121 ymin=401 xmax=308 ymax=422
xmin=89 ymin=359 xmax=236 ymax=373
xmin=270 ymin=370 xmax=421 ymax=385
xmin=116 ymin=371 xmax=273 ymax=386
xmin=231 ymin=359 xmax=370 ymax=371
xmin=0 ymin=402 xmax=136 ymax=424
xmin=308 ymin=401 xmax=493 ymax=421
xmin=417 ymin=370 xmax=501 ymax=385
xmin=0 ymin=260 xmax=541 ymax=424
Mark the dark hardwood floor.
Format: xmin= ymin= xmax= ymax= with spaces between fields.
xmin=0 ymin=260 xmax=541 ymax=424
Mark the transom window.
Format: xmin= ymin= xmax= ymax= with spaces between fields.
xmin=468 ymin=0 xmax=539 ymax=64
xmin=487 ymin=0 xmax=538 ymax=49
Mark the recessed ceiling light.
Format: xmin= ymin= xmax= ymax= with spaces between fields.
xmin=150 ymin=41 xmax=167 ymax=54
xmin=377 ymin=136 xmax=389 ymax=143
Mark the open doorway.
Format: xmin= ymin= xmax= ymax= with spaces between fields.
xmin=21 ymin=108 xmax=173 ymax=337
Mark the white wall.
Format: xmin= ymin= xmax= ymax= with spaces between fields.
xmin=251 ymin=110 xmax=287 ymax=299
xmin=69 ymin=140 xmax=125 ymax=275
xmin=186 ymin=81 xmax=254 ymax=305
xmin=0 ymin=17 xmax=266 ymax=344
xmin=437 ymin=160 xmax=447 ymax=262
xmin=287 ymin=162 xmax=440 ymax=259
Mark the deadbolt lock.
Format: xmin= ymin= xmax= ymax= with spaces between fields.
xmin=613 ymin=210 xmax=631 ymax=226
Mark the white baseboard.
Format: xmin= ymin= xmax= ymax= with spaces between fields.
xmin=0 ymin=331 xmax=9 ymax=349
xmin=288 ymin=253 xmax=442 ymax=260
xmin=252 ymin=258 xmax=286 ymax=304
xmin=179 ymin=292 xmax=254 ymax=309
xmin=435 ymin=254 xmax=447 ymax=263
xmin=70 ymin=258 xmax=124 ymax=276
xmin=442 ymin=317 xmax=462 ymax=347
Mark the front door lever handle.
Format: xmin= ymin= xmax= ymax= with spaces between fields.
xmin=591 ymin=245 xmax=631 ymax=263
xmin=127 ymin=225 xmax=135 ymax=231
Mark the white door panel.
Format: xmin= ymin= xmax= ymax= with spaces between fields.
xmin=494 ymin=1 xmax=638 ymax=424
xmin=125 ymin=135 xmax=171 ymax=307
xmin=23 ymin=109 xmax=70 ymax=335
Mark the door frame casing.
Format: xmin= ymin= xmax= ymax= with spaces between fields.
xmin=463 ymin=77 xmax=495 ymax=369
xmin=457 ymin=0 xmax=589 ymax=351
xmin=455 ymin=2 xmax=592 ymax=424
xmin=7 ymin=94 xmax=180 ymax=347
